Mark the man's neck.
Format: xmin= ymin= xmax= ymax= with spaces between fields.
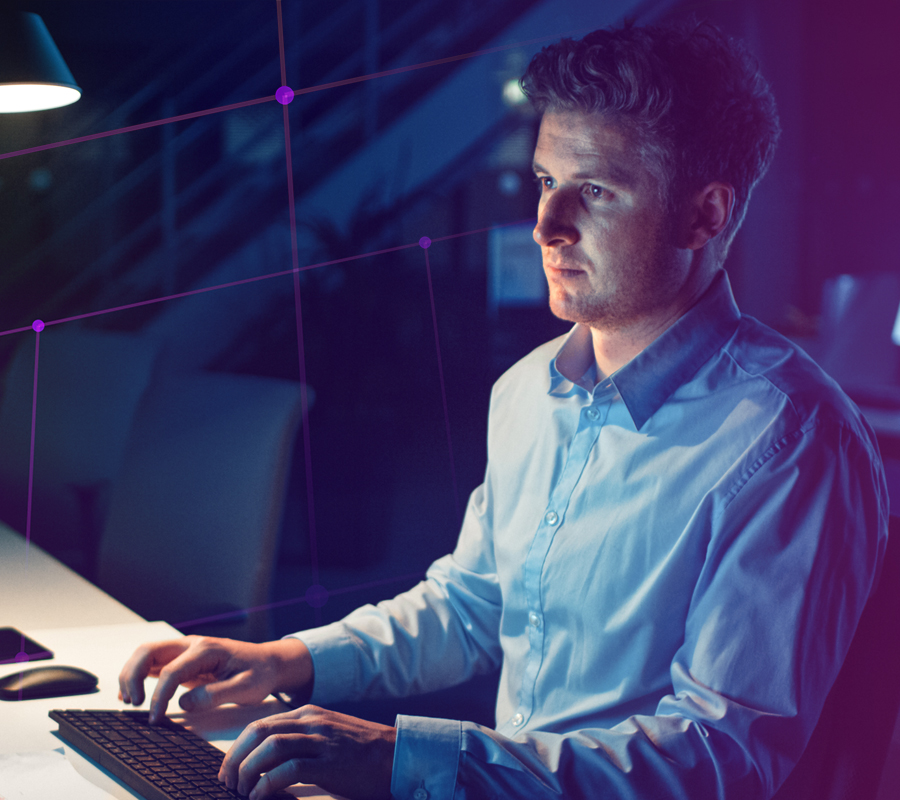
xmin=589 ymin=269 xmax=718 ymax=380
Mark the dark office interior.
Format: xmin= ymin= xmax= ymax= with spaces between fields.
xmin=1 ymin=0 xmax=899 ymax=787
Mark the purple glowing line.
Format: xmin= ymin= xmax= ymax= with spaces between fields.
xmin=423 ymin=248 xmax=462 ymax=525
xmin=0 ymin=269 xmax=296 ymax=336
xmin=275 ymin=0 xmax=322 ymax=625
xmin=276 ymin=0 xmax=288 ymax=88
xmin=0 ymin=219 xmax=537 ymax=339
xmin=287 ymin=30 xmax=598 ymax=98
xmin=0 ymin=650 xmax=53 ymax=666
xmin=0 ymin=20 xmax=600 ymax=164
xmin=0 ymin=96 xmax=275 ymax=161
xmin=24 ymin=331 xmax=40 ymax=566
xmin=432 ymin=217 xmax=536 ymax=241
xmin=173 ymin=571 xmax=426 ymax=628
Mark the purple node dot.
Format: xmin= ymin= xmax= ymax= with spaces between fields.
xmin=14 ymin=651 xmax=29 ymax=663
xmin=305 ymin=583 xmax=329 ymax=609
xmin=419 ymin=236 xmax=432 ymax=249
xmin=32 ymin=320 xmax=44 ymax=332
xmin=276 ymin=86 xmax=294 ymax=105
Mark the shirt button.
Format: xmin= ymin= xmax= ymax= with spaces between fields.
xmin=544 ymin=511 xmax=558 ymax=525
xmin=586 ymin=408 xmax=599 ymax=420
xmin=413 ymin=789 xmax=429 ymax=800
xmin=511 ymin=712 xmax=524 ymax=726
xmin=528 ymin=611 xmax=541 ymax=628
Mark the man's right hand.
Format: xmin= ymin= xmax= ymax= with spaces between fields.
xmin=118 ymin=636 xmax=314 ymax=725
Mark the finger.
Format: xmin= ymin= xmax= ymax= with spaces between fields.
xmin=118 ymin=640 xmax=188 ymax=707
xmin=179 ymin=679 xmax=234 ymax=712
xmin=219 ymin=712 xmax=306 ymax=791
xmin=236 ymin=733 xmax=321 ymax=797
xmin=246 ymin=758 xmax=311 ymax=800
xmin=149 ymin=641 xmax=220 ymax=724
xmin=179 ymin=669 xmax=252 ymax=713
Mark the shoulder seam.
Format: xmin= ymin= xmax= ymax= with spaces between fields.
xmin=721 ymin=340 xmax=802 ymax=424
xmin=717 ymin=415 xmax=877 ymax=515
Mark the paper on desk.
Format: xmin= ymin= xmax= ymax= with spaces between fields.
xmin=0 ymin=749 xmax=112 ymax=800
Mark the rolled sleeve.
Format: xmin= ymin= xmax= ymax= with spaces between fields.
xmin=392 ymin=715 xmax=462 ymax=800
xmin=284 ymin=623 xmax=359 ymax=705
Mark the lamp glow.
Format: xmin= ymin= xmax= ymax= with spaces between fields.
xmin=0 ymin=12 xmax=81 ymax=113
xmin=0 ymin=83 xmax=81 ymax=113
xmin=502 ymin=78 xmax=528 ymax=108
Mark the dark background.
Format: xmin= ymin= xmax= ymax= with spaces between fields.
xmin=0 ymin=0 xmax=898 ymax=725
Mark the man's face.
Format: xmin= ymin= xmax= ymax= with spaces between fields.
xmin=532 ymin=110 xmax=689 ymax=332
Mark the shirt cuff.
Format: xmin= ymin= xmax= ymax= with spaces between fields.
xmin=281 ymin=626 xmax=358 ymax=705
xmin=392 ymin=715 xmax=461 ymax=800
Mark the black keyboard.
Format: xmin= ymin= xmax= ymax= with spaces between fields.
xmin=49 ymin=709 xmax=295 ymax=800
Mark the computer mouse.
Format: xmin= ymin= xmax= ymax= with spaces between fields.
xmin=0 ymin=665 xmax=98 ymax=700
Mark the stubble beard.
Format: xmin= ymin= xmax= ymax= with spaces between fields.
xmin=547 ymin=256 xmax=683 ymax=334
xmin=547 ymin=219 xmax=683 ymax=333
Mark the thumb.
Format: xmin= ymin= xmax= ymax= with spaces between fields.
xmin=179 ymin=683 xmax=225 ymax=712
xmin=179 ymin=671 xmax=257 ymax=712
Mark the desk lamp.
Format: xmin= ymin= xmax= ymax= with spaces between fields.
xmin=0 ymin=11 xmax=81 ymax=113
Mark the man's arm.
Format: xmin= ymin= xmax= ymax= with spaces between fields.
xmin=388 ymin=416 xmax=889 ymax=799
xmin=287 ymin=481 xmax=504 ymax=707
xmin=118 ymin=480 xmax=505 ymax=800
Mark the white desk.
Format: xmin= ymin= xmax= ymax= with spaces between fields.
xmin=0 ymin=523 xmax=144 ymax=630
xmin=0 ymin=524 xmax=338 ymax=799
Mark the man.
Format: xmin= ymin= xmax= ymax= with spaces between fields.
xmin=119 ymin=19 xmax=888 ymax=800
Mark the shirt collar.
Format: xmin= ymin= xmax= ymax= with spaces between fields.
xmin=548 ymin=269 xmax=742 ymax=429
xmin=548 ymin=324 xmax=597 ymax=398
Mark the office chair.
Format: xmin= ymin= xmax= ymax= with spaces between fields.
xmin=95 ymin=370 xmax=304 ymax=642
xmin=772 ymin=515 xmax=900 ymax=799
xmin=0 ymin=327 xmax=160 ymax=572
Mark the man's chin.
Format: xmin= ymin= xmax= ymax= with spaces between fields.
xmin=548 ymin=297 xmax=604 ymax=327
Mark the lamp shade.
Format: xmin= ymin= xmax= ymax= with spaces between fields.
xmin=0 ymin=12 xmax=81 ymax=112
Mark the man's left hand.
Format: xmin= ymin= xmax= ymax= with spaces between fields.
xmin=218 ymin=705 xmax=396 ymax=800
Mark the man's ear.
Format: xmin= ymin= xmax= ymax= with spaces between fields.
xmin=684 ymin=182 xmax=734 ymax=251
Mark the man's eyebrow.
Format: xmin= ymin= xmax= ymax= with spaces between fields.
xmin=531 ymin=160 xmax=636 ymax=190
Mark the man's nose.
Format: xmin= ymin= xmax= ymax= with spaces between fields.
xmin=533 ymin=193 xmax=578 ymax=248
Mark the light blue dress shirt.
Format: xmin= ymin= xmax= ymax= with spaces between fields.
xmin=291 ymin=270 xmax=889 ymax=799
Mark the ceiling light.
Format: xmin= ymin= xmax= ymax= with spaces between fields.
xmin=0 ymin=12 xmax=81 ymax=113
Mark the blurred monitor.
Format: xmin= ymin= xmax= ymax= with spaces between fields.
xmin=488 ymin=223 xmax=546 ymax=317
xmin=818 ymin=273 xmax=900 ymax=392
xmin=893 ymin=295 xmax=900 ymax=347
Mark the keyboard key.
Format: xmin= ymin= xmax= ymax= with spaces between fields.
xmin=49 ymin=710 xmax=297 ymax=800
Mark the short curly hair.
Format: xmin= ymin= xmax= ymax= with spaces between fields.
xmin=519 ymin=19 xmax=781 ymax=257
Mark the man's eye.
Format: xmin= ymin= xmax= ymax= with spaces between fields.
xmin=532 ymin=177 xmax=607 ymax=200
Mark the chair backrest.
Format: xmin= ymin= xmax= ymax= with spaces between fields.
xmin=772 ymin=515 xmax=900 ymax=799
xmin=95 ymin=370 xmax=304 ymax=642
xmin=0 ymin=327 xmax=160 ymax=567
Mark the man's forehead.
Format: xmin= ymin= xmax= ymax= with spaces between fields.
xmin=535 ymin=110 xmax=634 ymax=160
xmin=533 ymin=111 xmax=643 ymax=188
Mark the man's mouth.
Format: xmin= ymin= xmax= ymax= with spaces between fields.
xmin=548 ymin=264 xmax=584 ymax=277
